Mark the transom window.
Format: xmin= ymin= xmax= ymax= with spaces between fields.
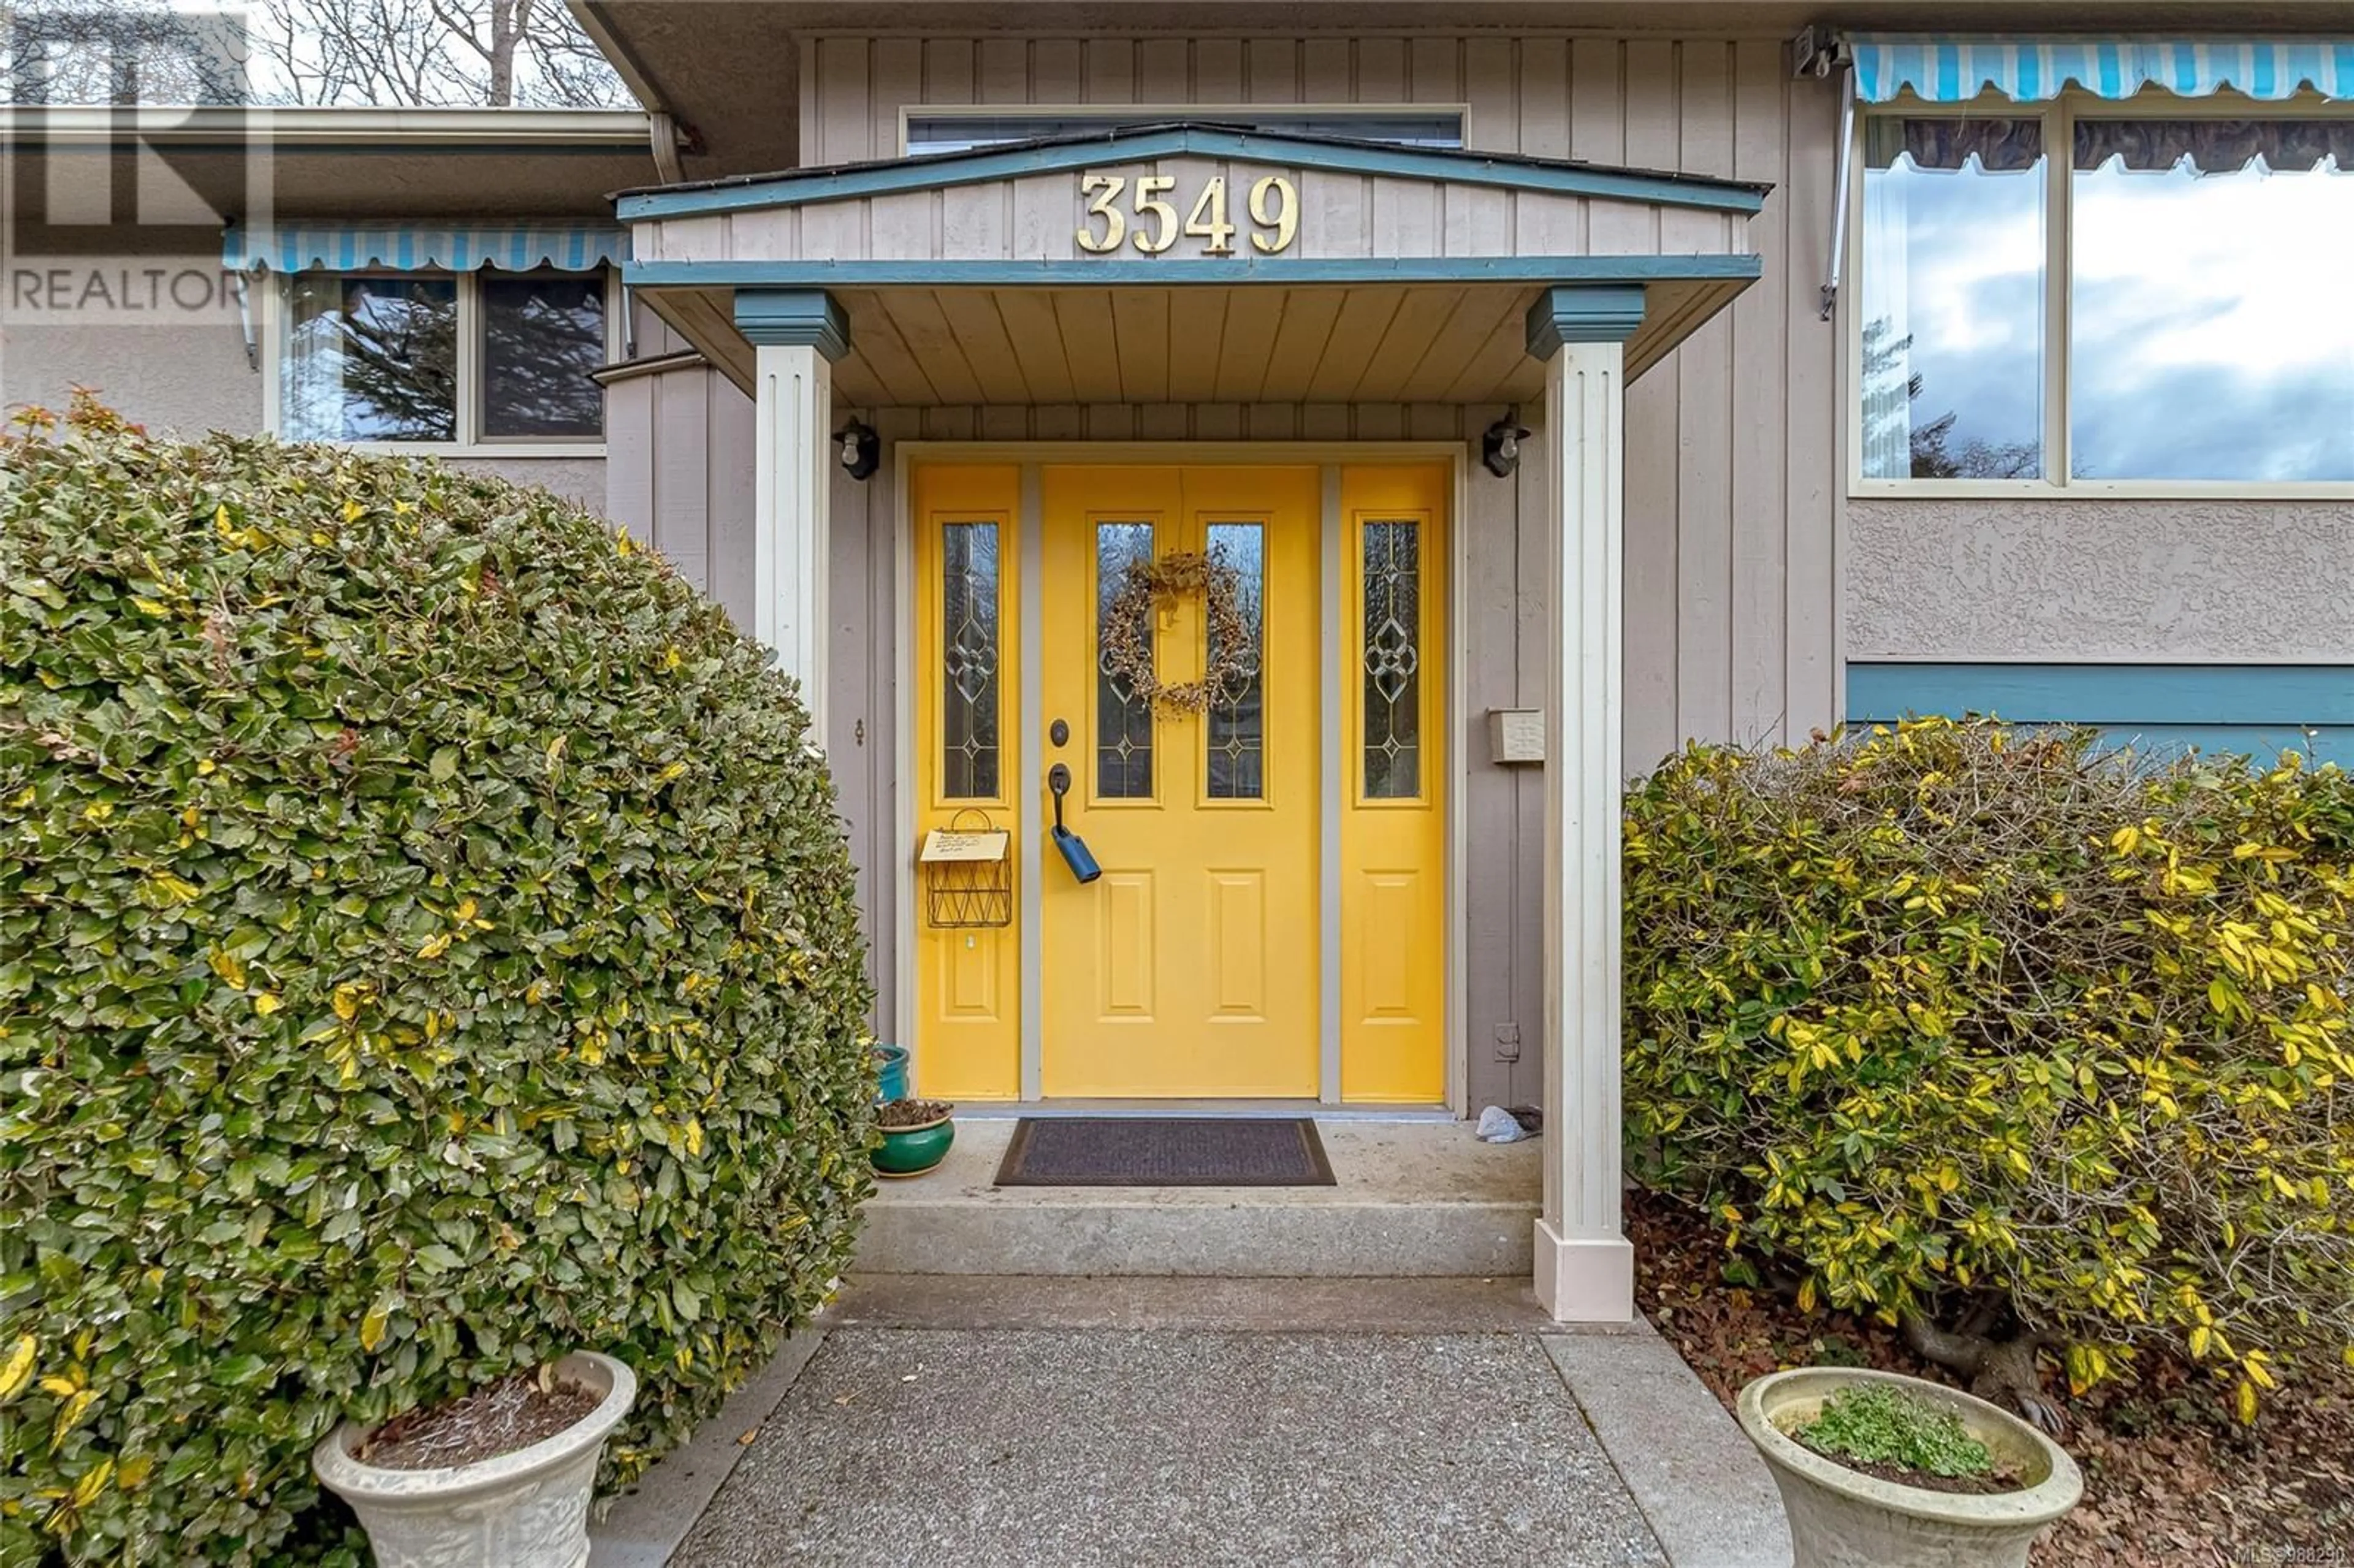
xmin=904 ymin=108 xmax=1465 ymax=157
xmin=274 ymin=267 xmax=610 ymax=449
xmin=1857 ymin=96 xmax=2354 ymax=490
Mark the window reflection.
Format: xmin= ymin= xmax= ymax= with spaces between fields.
xmin=905 ymin=111 xmax=1464 ymax=155
xmin=941 ymin=523 xmax=1000 ymax=799
xmin=1205 ymin=522 xmax=1265 ymax=801
xmin=482 ymin=270 xmax=606 ymax=440
xmin=2071 ymin=120 xmax=2354 ymax=482
xmin=283 ymin=274 xmax=457 ymax=442
xmin=1096 ymin=523 xmax=1155 ymax=799
xmin=1859 ymin=118 xmax=2046 ymax=480
xmin=1362 ymin=520 xmax=1421 ymax=800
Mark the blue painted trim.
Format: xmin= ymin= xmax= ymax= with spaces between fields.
xmin=733 ymin=288 xmax=850 ymax=360
xmin=1525 ymin=284 xmax=1648 ymax=356
xmin=224 ymin=222 xmax=623 ymax=275
xmin=2066 ymin=724 xmax=2353 ymax=765
xmin=627 ymin=254 xmax=1762 ymax=291
xmin=614 ymin=125 xmax=1768 ymax=221
xmin=1850 ymin=34 xmax=2354 ymax=105
xmin=1845 ymin=663 xmax=2354 ymax=727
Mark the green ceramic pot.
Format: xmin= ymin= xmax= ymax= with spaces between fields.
xmin=873 ymin=1114 xmax=954 ymax=1178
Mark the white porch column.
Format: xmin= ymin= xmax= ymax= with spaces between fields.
xmin=735 ymin=289 xmax=850 ymax=742
xmin=1526 ymin=286 xmax=1643 ymax=1322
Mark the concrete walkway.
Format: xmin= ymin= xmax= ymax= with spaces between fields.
xmin=591 ymin=1277 xmax=1791 ymax=1568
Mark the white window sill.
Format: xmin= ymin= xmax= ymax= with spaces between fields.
xmin=280 ymin=439 xmax=608 ymax=460
xmin=1849 ymin=479 xmax=2354 ymax=503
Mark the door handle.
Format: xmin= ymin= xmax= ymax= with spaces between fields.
xmin=1047 ymin=763 xmax=1101 ymax=884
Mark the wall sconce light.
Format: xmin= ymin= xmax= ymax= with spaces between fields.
xmin=837 ymin=419 xmax=880 ymax=481
xmin=1481 ymin=408 xmax=1530 ymax=479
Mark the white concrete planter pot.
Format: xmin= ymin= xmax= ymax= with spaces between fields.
xmin=313 ymin=1350 xmax=637 ymax=1568
xmin=1737 ymin=1366 xmax=2082 ymax=1568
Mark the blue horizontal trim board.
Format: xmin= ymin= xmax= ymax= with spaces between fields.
xmin=624 ymin=254 xmax=1762 ymax=291
xmin=1847 ymin=663 xmax=2354 ymax=764
xmin=1847 ymin=663 xmax=2354 ymax=726
xmin=2069 ymin=724 xmax=2354 ymax=766
xmin=615 ymin=124 xmax=1767 ymax=221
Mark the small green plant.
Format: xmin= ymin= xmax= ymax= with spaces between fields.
xmin=1788 ymin=1384 xmax=1994 ymax=1479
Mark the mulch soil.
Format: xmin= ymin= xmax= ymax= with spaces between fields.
xmin=1629 ymin=1189 xmax=2354 ymax=1566
xmin=877 ymin=1099 xmax=955 ymax=1128
xmin=357 ymin=1371 xmax=603 ymax=1471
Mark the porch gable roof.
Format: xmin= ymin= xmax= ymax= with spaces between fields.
xmin=617 ymin=118 xmax=1768 ymax=407
xmin=613 ymin=120 xmax=1770 ymax=221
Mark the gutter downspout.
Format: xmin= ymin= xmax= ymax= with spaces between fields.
xmin=567 ymin=0 xmax=690 ymax=361
xmin=627 ymin=108 xmax=684 ymax=354
xmin=648 ymin=109 xmax=684 ymax=185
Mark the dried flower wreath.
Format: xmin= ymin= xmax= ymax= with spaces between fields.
xmin=1098 ymin=549 xmax=1256 ymax=715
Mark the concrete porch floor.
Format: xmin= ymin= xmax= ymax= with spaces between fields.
xmin=589 ymin=1276 xmax=1792 ymax=1568
xmin=855 ymin=1117 xmax=1544 ymax=1277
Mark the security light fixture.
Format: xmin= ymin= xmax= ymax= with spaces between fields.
xmin=1482 ymin=409 xmax=1530 ymax=479
xmin=837 ymin=419 xmax=880 ymax=481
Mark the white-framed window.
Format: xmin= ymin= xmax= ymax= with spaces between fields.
xmin=1852 ymin=93 xmax=2354 ymax=495
xmin=902 ymin=106 xmax=1466 ymax=157
xmin=265 ymin=266 xmax=615 ymax=455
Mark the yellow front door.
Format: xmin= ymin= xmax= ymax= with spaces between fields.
xmin=1038 ymin=466 xmax=1322 ymax=1097
xmin=910 ymin=460 xmax=1449 ymax=1104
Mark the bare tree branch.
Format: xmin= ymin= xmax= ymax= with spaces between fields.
xmin=6 ymin=0 xmax=630 ymax=107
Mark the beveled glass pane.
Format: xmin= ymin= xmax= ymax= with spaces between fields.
xmin=940 ymin=522 xmax=999 ymax=798
xmin=1858 ymin=116 xmax=2046 ymax=479
xmin=1205 ymin=522 xmax=1265 ymax=801
xmin=1362 ymin=520 xmax=1421 ymax=800
xmin=282 ymin=273 xmax=457 ymax=442
xmin=2071 ymin=120 xmax=2354 ymax=481
xmin=1096 ymin=522 xmax=1155 ymax=799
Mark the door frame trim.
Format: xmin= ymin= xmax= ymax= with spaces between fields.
xmin=893 ymin=440 xmax=1469 ymax=1113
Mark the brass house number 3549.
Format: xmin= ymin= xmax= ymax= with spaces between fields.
xmin=1075 ymin=173 xmax=1300 ymax=255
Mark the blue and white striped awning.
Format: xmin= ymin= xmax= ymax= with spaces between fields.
xmin=223 ymin=223 xmax=627 ymax=273
xmin=1852 ymin=34 xmax=2354 ymax=104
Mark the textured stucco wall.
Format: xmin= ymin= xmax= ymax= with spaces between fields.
xmin=444 ymin=457 xmax=606 ymax=512
xmin=2 ymin=303 xmax=606 ymax=514
xmin=2 ymin=321 xmax=261 ymax=435
xmin=1848 ymin=498 xmax=2354 ymax=663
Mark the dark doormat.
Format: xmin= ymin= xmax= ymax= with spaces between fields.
xmin=994 ymin=1117 xmax=1336 ymax=1187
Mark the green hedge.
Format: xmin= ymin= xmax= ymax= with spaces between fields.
xmin=1623 ymin=718 xmax=2354 ymax=1417
xmin=0 ymin=399 xmax=875 ymax=1563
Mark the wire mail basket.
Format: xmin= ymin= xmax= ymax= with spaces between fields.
xmin=920 ymin=807 xmax=1012 ymax=929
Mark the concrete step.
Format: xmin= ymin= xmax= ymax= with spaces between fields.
xmin=855 ymin=1117 xmax=1541 ymax=1277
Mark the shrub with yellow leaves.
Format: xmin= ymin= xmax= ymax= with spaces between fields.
xmin=1 ymin=399 xmax=875 ymax=1563
xmin=1624 ymin=717 xmax=2354 ymax=1429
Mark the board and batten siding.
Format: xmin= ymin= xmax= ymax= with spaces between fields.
xmin=604 ymin=382 xmax=1531 ymax=1064
xmin=794 ymin=31 xmax=1845 ymax=758
xmin=657 ymin=30 xmax=1846 ymax=1102
xmin=634 ymin=163 xmax=1747 ymax=268
xmin=601 ymin=32 xmax=1842 ymax=1089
